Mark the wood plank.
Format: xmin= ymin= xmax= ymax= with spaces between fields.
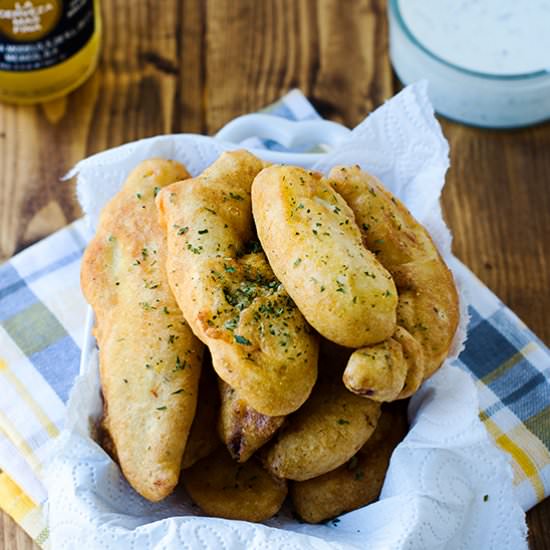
xmin=441 ymin=120 xmax=550 ymax=344
xmin=312 ymin=0 xmax=392 ymax=125
xmin=204 ymin=0 xmax=392 ymax=132
xmin=529 ymin=496 xmax=550 ymax=550
xmin=1 ymin=510 xmax=37 ymax=550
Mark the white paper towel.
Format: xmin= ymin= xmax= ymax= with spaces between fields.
xmin=45 ymin=83 xmax=527 ymax=549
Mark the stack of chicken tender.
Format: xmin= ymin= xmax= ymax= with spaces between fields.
xmin=81 ymin=150 xmax=459 ymax=523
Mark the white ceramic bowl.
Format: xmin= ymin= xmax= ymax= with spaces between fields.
xmin=388 ymin=0 xmax=550 ymax=128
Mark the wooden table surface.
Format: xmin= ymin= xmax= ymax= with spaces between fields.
xmin=1 ymin=1 xmax=549 ymax=548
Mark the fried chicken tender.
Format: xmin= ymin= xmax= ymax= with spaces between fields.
xmin=344 ymin=326 xmax=424 ymax=401
xmin=329 ymin=166 xmax=459 ymax=399
xmin=156 ymin=151 xmax=318 ymax=417
xmin=291 ymin=405 xmax=408 ymax=523
xmin=263 ymin=378 xmax=381 ymax=481
xmin=181 ymin=352 xmax=221 ymax=469
xmin=251 ymin=166 xmax=397 ymax=348
xmin=81 ymin=159 xmax=203 ymax=502
xmin=218 ymin=381 xmax=284 ymax=463
xmin=182 ymin=447 xmax=287 ymax=522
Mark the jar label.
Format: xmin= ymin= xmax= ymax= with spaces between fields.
xmin=0 ymin=0 xmax=94 ymax=71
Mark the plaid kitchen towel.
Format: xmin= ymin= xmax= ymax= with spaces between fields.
xmin=1 ymin=92 xmax=549 ymax=548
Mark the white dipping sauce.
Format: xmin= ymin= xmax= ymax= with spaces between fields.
xmin=399 ymin=0 xmax=550 ymax=76
xmin=389 ymin=0 xmax=550 ymax=127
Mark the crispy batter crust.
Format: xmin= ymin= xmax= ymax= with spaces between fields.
xmin=182 ymin=446 xmax=287 ymax=522
xmin=252 ymin=165 xmax=397 ymax=348
xmin=343 ymin=326 xmax=424 ymax=401
xmin=291 ymin=406 xmax=408 ymax=523
xmin=330 ymin=166 xmax=459 ymax=398
xmin=218 ymin=381 xmax=284 ymax=463
xmin=263 ymin=378 xmax=381 ymax=481
xmin=181 ymin=352 xmax=221 ymax=469
xmin=156 ymin=151 xmax=318 ymax=416
xmin=81 ymin=159 xmax=203 ymax=502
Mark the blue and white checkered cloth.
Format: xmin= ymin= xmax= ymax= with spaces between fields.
xmin=0 ymin=91 xmax=549 ymax=548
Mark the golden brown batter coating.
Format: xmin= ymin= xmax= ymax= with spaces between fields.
xmin=81 ymin=159 xmax=203 ymax=502
xmin=252 ymin=165 xmax=397 ymax=348
xmin=343 ymin=326 xmax=424 ymax=401
xmin=181 ymin=352 xmax=221 ymax=469
xmin=263 ymin=378 xmax=381 ymax=481
xmin=218 ymin=381 xmax=284 ymax=463
xmin=329 ymin=166 xmax=459 ymax=397
xmin=156 ymin=151 xmax=318 ymax=417
xmin=182 ymin=447 xmax=287 ymax=522
xmin=290 ymin=406 xmax=408 ymax=523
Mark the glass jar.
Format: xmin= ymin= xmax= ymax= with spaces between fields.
xmin=0 ymin=0 xmax=101 ymax=104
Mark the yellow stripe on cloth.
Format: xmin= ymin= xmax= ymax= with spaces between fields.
xmin=481 ymin=413 xmax=545 ymax=501
xmin=0 ymin=471 xmax=48 ymax=547
xmin=0 ymin=359 xmax=60 ymax=438
xmin=0 ymin=410 xmax=41 ymax=473
xmin=0 ymin=470 xmax=36 ymax=520
xmin=481 ymin=342 xmax=538 ymax=386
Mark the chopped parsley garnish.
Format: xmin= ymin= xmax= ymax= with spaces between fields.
xmin=171 ymin=389 xmax=185 ymax=395
xmin=224 ymin=318 xmax=238 ymax=331
xmin=337 ymin=418 xmax=350 ymax=425
xmin=293 ymin=258 xmax=302 ymax=267
xmin=198 ymin=229 xmax=209 ymax=234
xmin=234 ymin=334 xmax=252 ymax=345
xmin=224 ymin=264 xmax=236 ymax=273
xmin=187 ymin=243 xmax=203 ymax=254
xmin=136 ymin=192 xmax=142 ymax=199
xmin=229 ymin=192 xmax=244 ymax=201
xmin=163 ymin=306 xmax=169 ymax=314
xmin=178 ymin=226 xmax=189 ymax=235
xmin=174 ymin=356 xmax=187 ymax=371
xmin=361 ymin=223 xmax=369 ymax=231
xmin=144 ymin=280 xmax=160 ymax=289
xmin=153 ymin=186 xmax=161 ymax=197
xmin=156 ymin=406 xmax=167 ymax=411
xmin=336 ymin=281 xmax=346 ymax=293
